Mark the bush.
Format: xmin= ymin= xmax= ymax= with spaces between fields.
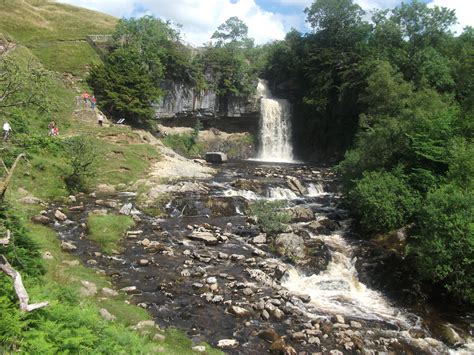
xmin=161 ymin=133 xmax=204 ymax=158
xmin=347 ymin=170 xmax=420 ymax=234
xmin=63 ymin=136 xmax=96 ymax=193
xmin=409 ymin=184 xmax=474 ymax=303
xmin=247 ymin=200 xmax=291 ymax=235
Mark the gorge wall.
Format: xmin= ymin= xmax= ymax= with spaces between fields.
xmin=154 ymin=81 xmax=260 ymax=134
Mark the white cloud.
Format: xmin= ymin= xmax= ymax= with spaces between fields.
xmin=428 ymin=0 xmax=474 ymax=34
xmin=56 ymin=0 xmax=287 ymax=46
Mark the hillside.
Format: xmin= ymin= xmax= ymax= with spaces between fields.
xmin=0 ymin=0 xmax=116 ymax=76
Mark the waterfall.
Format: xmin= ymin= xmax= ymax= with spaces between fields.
xmin=256 ymin=79 xmax=294 ymax=162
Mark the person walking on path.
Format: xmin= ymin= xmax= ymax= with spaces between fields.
xmin=3 ymin=121 xmax=11 ymax=141
xmin=81 ymin=92 xmax=90 ymax=107
xmin=48 ymin=121 xmax=55 ymax=136
xmin=90 ymin=95 xmax=97 ymax=109
xmin=97 ymin=112 xmax=104 ymax=127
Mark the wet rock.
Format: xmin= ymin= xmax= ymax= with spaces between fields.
xmin=258 ymin=329 xmax=280 ymax=343
xmin=127 ymin=230 xmax=143 ymax=237
xmin=261 ymin=309 xmax=270 ymax=320
xmin=242 ymin=288 xmax=254 ymax=296
xmin=350 ymin=321 xmax=362 ymax=329
xmin=228 ymin=305 xmax=251 ymax=317
xmin=308 ymin=336 xmax=321 ymax=345
xmin=287 ymin=206 xmax=313 ymax=222
xmin=273 ymin=308 xmax=284 ymax=320
xmin=292 ymin=331 xmax=306 ymax=340
xmin=31 ymin=214 xmax=53 ymax=225
xmin=87 ymin=259 xmax=97 ymax=265
xmin=188 ymin=231 xmax=218 ymax=245
xmin=252 ymin=234 xmax=267 ymax=244
xmin=332 ymin=315 xmax=345 ymax=324
xmin=138 ymin=259 xmax=150 ymax=266
xmin=270 ymin=338 xmax=297 ymax=355
xmin=206 ymin=276 xmax=217 ymax=284
xmin=61 ymin=240 xmax=77 ymax=252
xmin=275 ymin=233 xmax=305 ymax=261
xmin=80 ymin=280 xmax=97 ymax=297
xmin=119 ymin=203 xmax=133 ymax=215
xmin=101 ymin=287 xmax=118 ymax=297
xmin=99 ymin=308 xmax=116 ymax=321
xmin=212 ymin=295 xmax=223 ymax=303
xmin=431 ymin=323 xmax=464 ymax=346
xmin=217 ymin=339 xmax=239 ymax=349
xmin=230 ymin=254 xmax=245 ymax=261
xmin=205 ymin=152 xmax=228 ymax=164
xmin=54 ymin=210 xmax=67 ymax=221
xmin=286 ymin=176 xmax=307 ymax=195
xmin=192 ymin=282 xmax=204 ymax=289
xmin=232 ymin=179 xmax=264 ymax=194
xmin=121 ymin=286 xmax=139 ymax=294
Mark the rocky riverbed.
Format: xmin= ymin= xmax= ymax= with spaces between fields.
xmin=41 ymin=162 xmax=473 ymax=354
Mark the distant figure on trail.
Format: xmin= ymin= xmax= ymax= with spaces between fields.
xmin=3 ymin=121 xmax=11 ymax=141
xmin=90 ymin=95 xmax=97 ymax=109
xmin=81 ymin=92 xmax=90 ymax=106
xmin=97 ymin=112 xmax=104 ymax=127
xmin=48 ymin=121 xmax=56 ymax=136
xmin=53 ymin=125 xmax=59 ymax=136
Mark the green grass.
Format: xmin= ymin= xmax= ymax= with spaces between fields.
xmin=31 ymin=41 xmax=102 ymax=76
xmin=162 ymin=133 xmax=205 ymax=158
xmin=87 ymin=214 xmax=135 ymax=253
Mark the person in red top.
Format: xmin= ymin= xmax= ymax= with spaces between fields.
xmin=90 ymin=95 xmax=97 ymax=109
xmin=81 ymin=92 xmax=90 ymax=106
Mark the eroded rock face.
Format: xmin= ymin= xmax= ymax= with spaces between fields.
xmin=205 ymin=152 xmax=228 ymax=164
xmin=274 ymin=233 xmax=306 ymax=261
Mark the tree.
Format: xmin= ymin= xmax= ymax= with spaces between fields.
xmin=0 ymin=56 xmax=50 ymax=110
xmin=211 ymin=16 xmax=254 ymax=48
xmin=88 ymin=48 xmax=162 ymax=125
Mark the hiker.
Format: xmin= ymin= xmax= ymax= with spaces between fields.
xmin=90 ymin=95 xmax=97 ymax=109
xmin=3 ymin=121 xmax=11 ymax=141
xmin=48 ymin=121 xmax=55 ymax=136
xmin=53 ymin=124 xmax=59 ymax=136
xmin=81 ymin=92 xmax=90 ymax=106
xmin=97 ymin=112 xmax=104 ymax=127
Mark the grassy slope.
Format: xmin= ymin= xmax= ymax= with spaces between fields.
xmin=0 ymin=2 xmax=220 ymax=353
xmin=0 ymin=0 xmax=116 ymax=76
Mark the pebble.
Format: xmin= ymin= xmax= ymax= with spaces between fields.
xmin=242 ymin=288 xmax=254 ymax=296
xmin=261 ymin=309 xmax=270 ymax=320
xmin=217 ymin=339 xmax=239 ymax=348
xmin=218 ymin=252 xmax=229 ymax=259
xmin=206 ymin=276 xmax=217 ymax=284
xmin=350 ymin=321 xmax=362 ymax=329
xmin=333 ymin=314 xmax=345 ymax=324
xmin=138 ymin=259 xmax=150 ymax=266
xmin=192 ymin=283 xmax=204 ymax=289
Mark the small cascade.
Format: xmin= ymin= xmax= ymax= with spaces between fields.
xmin=282 ymin=231 xmax=411 ymax=327
xmin=223 ymin=189 xmax=260 ymax=200
xmin=268 ymin=187 xmax=299 ymax=200
xmin=307 ymin=183 xmax=325 ymax=196
xmin=256 ymin=79 xmax=294 ymax=162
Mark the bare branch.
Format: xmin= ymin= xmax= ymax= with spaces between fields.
xmin=0 ymin=255 xmax=49 ymax=312
xmin=0 ymin=153 xmax=25 ymax=198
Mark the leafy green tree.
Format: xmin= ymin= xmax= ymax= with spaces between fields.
xmin=409 ymin=184 xmax=474 ymax=303
xmin=88 ymin=47 xmax=162 ymax=125
xmin=211 ymin=16 xmax=254 ymax=48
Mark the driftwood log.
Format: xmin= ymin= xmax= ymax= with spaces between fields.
xmin=0 ymin=254 xmax=49 ymax=311
xmin=0 ymin=153 xmax=25 ymax=198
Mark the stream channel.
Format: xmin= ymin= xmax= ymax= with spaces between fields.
xmin=50 ymin=161 xmax=473 ymax=354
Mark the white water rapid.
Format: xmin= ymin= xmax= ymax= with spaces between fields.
xmin=256 ymin=79 xmax=294 ymax=163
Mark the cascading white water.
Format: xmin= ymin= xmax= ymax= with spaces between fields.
xmin=256 ymin=79 xmax=294 ymax=163
xmin=281 ymin=230 xmax=412 ymax=327
xmin=307 ymin=183 xmax=325 ymax=196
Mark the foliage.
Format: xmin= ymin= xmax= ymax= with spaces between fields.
xmin=409 ymin=184 xmax=474 ymax=303
xmin=162 ymin=133 xmax=204 ymax=158
xmin=63 ymin=136 xmax=96 ymax=193
xmin=247 ymin=200 xmax=291 ymax=235
xmin=347 ymin=170 xmax=420 ymax=234
xmin=211 ymin=16 xmax=254 ymax=49
xmin=88 ymin=47 xmax=162 ymax=126
xmin=87 ymin=214 xmax=135 ymax=254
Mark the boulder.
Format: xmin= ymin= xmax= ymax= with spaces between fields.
xmin=217 ymin=339 xmax=239 ymax=349
xmin=19 ymin=196 xmax=44 ymax=205
xmin=288 ymin=206 xmax=314 ymax=222
xmin=286 ymin=176 xmax=307 ymax=195
xmin=228 ymin=305 xmax=251 ymax=317
xmin=119 ymin=203 xmax=133 ymax=215
xmin=275 ymin=233 xmax=305 ymax=261
xmin=54 ymin=210 xmax=67 ymax=221
xmin=95 ymin=184 xmax=116 ymax=196
xmin=101 ymin=287 xmax=119 ymax=297
xmin=205 ymin=152 xmax=228 ymax=164
xmin=99 ymin=308 xmax=116 ymax=321
xmin=61 ymin=240 xmax=77 ymax=252
xmin=188 ymin=231 xmax=218 ymax=245
xmin=31 ymin=215 xmax=53 ymax=225
xmin=252 ymin=234 xmax=267 ymax=244
xmin=80 ymin=280 xmax=97 ymax=297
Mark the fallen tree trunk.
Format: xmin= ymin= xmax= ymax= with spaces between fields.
xmin=0 ymin=153 xmax=25 ymax=198
xmin=0 ymin=254 xmax=49 ymax=312
xmin=0 ymin=230 xmax=10 ymax=246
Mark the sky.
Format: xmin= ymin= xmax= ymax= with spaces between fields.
xmin=56 ymin=0 xmax=474 ymax=46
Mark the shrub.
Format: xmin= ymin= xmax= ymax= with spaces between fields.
xmin=63 ymin=136 xmax=96 ymax=193
xmin=161 ymin=133 xmax=204 ymax=158
xmin=247 ymin=200 xmax=291 ymax=235
xmin=409 ymin=184 xmax=474 ymax=304
xmin=348 ymin=170 xmax=420 ymax=234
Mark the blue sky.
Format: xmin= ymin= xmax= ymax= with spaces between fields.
xmin=57 ymin=0 xmax=473 ymax=46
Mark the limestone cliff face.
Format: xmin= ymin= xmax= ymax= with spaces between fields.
xmin=154 ymin=81 xmax=260 ymax=134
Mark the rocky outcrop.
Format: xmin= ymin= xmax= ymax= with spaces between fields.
xmin=275 ymin=233 xmax=306 ymax=261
